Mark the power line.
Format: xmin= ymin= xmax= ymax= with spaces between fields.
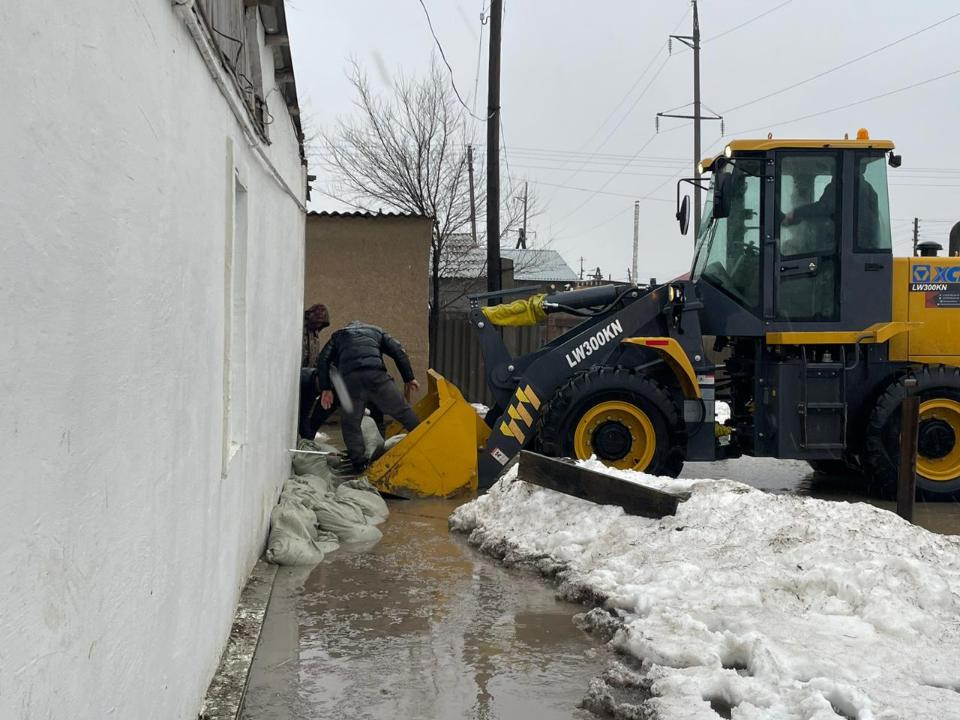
xmin=506 ymin=163 xmax=683 ymax=178
xmin=727 ymin=68 xmax=960 ymax=136
xmin=498 ymin=146 xmax=688 ymax=162
xmin=500 ymin=117 xmax=515 ymax=198
xmin=705 ymin=0 xmax=794 ymax=42
xmin=542 ymin=8 xmax=690 ymax=202
xmin=470 ymin=0 xmax=486 ymax=113
xmin=722 ymin=11 xmax=960 ymax=114
xmin=532 ymin=179 xmax=673 ymax=202
xmin=416 ymin=0 xmax=492 ymax=121
xmin=673 ymin=0 xmax=794 ymax=53
xmin=552 ymin=132 xmax=661 ymax=223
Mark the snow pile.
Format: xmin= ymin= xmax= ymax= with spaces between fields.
xmin=450 ymin=463 xmax=960 ymax=719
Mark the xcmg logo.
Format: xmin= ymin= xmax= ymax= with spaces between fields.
xmin=913 ymin=264 xmax=960 ymax=283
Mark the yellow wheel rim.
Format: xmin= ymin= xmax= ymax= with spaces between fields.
xmin=917 ymin=398 xmax=960 ymax=482
xmin=573 ymin=400 xmax=656 ymax=471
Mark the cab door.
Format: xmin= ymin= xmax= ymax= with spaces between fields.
xmin=773 ymin=152 xmax=842 ymax=323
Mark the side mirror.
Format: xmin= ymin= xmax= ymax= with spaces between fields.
xmin=713 ymin=172 xmax=732 ymax=219
xmin=676 ymin=194 xmax=691 ymax=235
xmin=888 ymin=153 xmax=902 ymax=168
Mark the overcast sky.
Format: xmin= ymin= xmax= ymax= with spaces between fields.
xmin=287 ymin=0 xmax=960 ymax=282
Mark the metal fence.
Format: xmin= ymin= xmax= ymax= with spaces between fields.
xmin=432 ymin=312 xmax=581 ymax=406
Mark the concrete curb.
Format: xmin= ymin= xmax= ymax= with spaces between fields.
xmin=198 ymin=559 xmax=278 ymax=720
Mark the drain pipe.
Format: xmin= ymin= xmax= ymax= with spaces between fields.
xmin=172 ymin=0 xmax=307 ymax=213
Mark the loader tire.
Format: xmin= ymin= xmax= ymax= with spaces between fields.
xmin=864 ymin=365 xmax=960 ymax=499
xmin=535 ymin=366 xmax=684 ymax=477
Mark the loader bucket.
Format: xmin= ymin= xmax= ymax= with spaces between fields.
xmin=366 ymin=370 xmax=491 ymax=498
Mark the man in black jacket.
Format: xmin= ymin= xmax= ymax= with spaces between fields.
xmin=316 ymin=321 xmax=421 ymax=472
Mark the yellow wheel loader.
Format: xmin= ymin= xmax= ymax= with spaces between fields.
xmin=366 ymin=131 xmax=960 ymax=500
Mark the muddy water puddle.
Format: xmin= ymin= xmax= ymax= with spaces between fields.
xmin=241 ymin=498 xmax=608 ymax=720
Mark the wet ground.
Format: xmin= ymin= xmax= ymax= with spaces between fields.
xmin=240 ymin=442 xmax=960 ymax=720
xmin=241 ymin=499 xmax=609 ymax=720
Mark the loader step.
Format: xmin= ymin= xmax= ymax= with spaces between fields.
xmin=516 ymin=451 xmax=684 ymax=518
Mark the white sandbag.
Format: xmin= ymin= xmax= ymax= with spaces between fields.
xmin=336 ymin=479 xmax=389 ymax=525
xmin=383 ymin=433 xmax=406 ymax=452
xmin=361 ymin=415 xmax=385 ymax=461
xmin=267 ymin=449 xmax=390 ymax=565
xmin=292 ymin=439 xmax=340 ymax=477
xmin=265 ymin=494 xmax=340 ymax=565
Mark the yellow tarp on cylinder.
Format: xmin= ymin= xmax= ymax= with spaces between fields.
xmin=480 ymin=294 xmax=547 ymax=326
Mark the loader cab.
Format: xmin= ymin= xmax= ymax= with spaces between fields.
xmin=688 ymin=133 xmax=896 ymax=335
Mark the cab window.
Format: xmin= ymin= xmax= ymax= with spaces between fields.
xmin=776 ymin=153 xmax=840 ymax=321
xmin=779 ymin=155 xmax=839 ymax=258
xmin=855 ymin=154 xmax=892 ymax=252
xmin=691 ymin=159 xmax=762 ymax=311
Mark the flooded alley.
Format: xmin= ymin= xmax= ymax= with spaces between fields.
xmin=241 ymin=498 xmax=610 ymax=720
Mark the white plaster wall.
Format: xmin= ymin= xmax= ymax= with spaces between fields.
xmin=0 ymin=2 xmax=305 ymax=718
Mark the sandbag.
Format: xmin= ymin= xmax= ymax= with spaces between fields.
xmin=267 ymin=443 xmax=391 ymax=565
xmin=265 ymin=494 xmax=340 ymax=565
xmin=361 ymin=415 xmax=385 ymax=461
xmin=383 ymin=433 xmax=406 ymax=452
xmin=337 ymin=478 xmax=389 ymax=525
xmin=292 ymin=438 xmax=340 ymax=477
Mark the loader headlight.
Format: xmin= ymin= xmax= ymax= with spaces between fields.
xmin=724 ymin=145 xmax=732 ymax=158
xmin=668 ymin=284 xmax=684 ymax=303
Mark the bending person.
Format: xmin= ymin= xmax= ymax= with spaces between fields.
xmin=316 ymin=321 xmax=420 ymax=473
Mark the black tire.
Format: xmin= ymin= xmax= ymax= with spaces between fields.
xmin=535 ymin=366 xmax=684 ymax=477
xmin=807 ymin=459 xmax=860 ymax=476
xmin=864 ymin=365 xmax=960 ymax=499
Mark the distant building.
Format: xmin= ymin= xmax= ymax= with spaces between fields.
xmin=435 ymin=234 xmax=578 ymax=313
xmin=1 ymin=2 xmax=307 ymax=718
xmin=305 ymin=211 xmax=432 ymax=387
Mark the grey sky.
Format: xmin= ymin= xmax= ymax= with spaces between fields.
xmin=287 ymin=1 xmax=960 ymax=282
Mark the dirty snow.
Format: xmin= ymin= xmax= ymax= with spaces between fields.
xmin=450 ymin=462 xmax=960 ymax=719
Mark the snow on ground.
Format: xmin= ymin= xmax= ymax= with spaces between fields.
xmin=450 ymin=462 xmax=960 ymax=719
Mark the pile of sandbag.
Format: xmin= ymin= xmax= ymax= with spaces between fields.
xmin=265 ymin=419 xmax=390 ymax=566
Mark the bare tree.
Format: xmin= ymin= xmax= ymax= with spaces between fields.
xmin=321 ymin=60 xmax=540 ymax=362
xmin=323 ymin=61 xmax=477 ymax=359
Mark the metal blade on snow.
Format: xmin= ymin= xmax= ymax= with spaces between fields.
xmin=516 ymin=451 xmax=684 ymax=519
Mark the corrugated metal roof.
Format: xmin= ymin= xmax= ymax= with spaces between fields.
xmin=438 ymin=238 xmax=577 ymax=282
xmin=308 ymin=210 xmax=432 ymax=219
xmin=505 ymin=248 xmax=578 ymax=281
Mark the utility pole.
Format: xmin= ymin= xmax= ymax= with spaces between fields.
xmin=692 ymin=0 xmax=701 ymax=237
xmin=632 ymin=200 xmax=639 ymax=286
xmin=485 ymin=0 xmax=503 ymax=295
xmin=467 ymin=145 xmax=478 ymax=246
xmin=521 ymin=181 xmax=528 ymax=247
xmin=657 ymin=0 xmax=721 ymax=239
xmin=515 ymin=180 xmax=528 ymax=249
xmin=913 ymin=217 xmax=919 ymax=257
xmin=579 ymin=256 xmax=584 ymax=280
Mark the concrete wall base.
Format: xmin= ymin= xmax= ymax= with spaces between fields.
xmin=200 ymin=560 xmax=279 ymax=720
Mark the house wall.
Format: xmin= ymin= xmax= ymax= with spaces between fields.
xmin=0 ymin=2 xmax=305 ymax=719
xmin=305 ymin=214 xmax=432 ymax=389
